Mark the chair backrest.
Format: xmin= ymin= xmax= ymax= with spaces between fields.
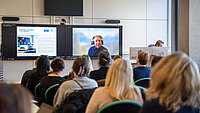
xmin=34 ymin=83 xmax=41 ymax=100
xmin=45 ymin=83 xmax=60 ymax=106
xmin=98 ymin=100 xmax=142 ymax=113
xmin=135 ymin=78 xmax=150 ymax=88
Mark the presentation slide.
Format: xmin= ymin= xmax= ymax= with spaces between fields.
xmin=17 ymin=26 xmax=57 ymax=57
xmin=73 ymin=27 xmax=119 ymax=56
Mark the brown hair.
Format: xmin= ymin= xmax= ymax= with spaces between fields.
xmin=114 ymin=55 xmax=121 ymax=61
xmin=0 ymin=83 xmax=33 ymax=113
xmin=72 ymin=57 xmax=89 ymax=76
xmin=155 ymin=40 xmax=164 ymax=47
xmin=51 ymin=58 xmax=65 ymax=72
xmin=137 ymin=52 xmax=148 ymax=65
xmin=98 ymin=50 xmax=111 ymax=67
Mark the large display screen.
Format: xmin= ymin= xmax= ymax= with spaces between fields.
xmin=72 ymin=26 xmax=122 ymax=57
xmin=2 ymin=24 xmax=122 ymax=60
xmin=17 ymin=26 xmax=57 ymax=57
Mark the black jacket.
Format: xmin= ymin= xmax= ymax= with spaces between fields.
xmin=90 ymin=67 xmax=109 ymax=81
xmin=54 ymin=88 xmax=96 ymax=113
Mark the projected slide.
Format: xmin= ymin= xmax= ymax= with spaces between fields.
xmin=17 ymin=26 xmax=57 ymax=57
xmin=73 ymin=27 xmax=119 ymax=56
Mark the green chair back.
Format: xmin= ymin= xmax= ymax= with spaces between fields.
xmin=45 ymin=83 xmax=60 ymax=105
xmin=97 ymin=100 xmax=142 ymax=113
xmin=34 ymin=83 xmax=40 ymax=99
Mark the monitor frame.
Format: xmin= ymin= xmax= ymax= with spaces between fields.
xmin=69 ymin=25 xmax=123 ymax=59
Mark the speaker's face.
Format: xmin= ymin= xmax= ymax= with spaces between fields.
xmin=94 ymin=36 xmax=102 ymax=49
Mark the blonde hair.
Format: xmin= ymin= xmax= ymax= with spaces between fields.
xmin=105 ymin=58 xmax=138 ymax=101
xmin=146 ymin=52 xmax=200 ymax=112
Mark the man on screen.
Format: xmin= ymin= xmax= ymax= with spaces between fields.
xmin=88 ymin=35 xmax=108 ymax=57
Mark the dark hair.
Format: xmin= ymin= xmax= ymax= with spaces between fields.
xmin=155 ymin=40 xmax=164 ymax=46
xmin=36 ymin=55 xmax=50 ymax=76
xmin=91 ymin=35 xmax=103 ymax=45
xmin=151 ymin=56 xmax=163 ymax=67
xmin=51 ymin=58 xmax=65 ymax=72
xmin=0 ymin=83 xmax=32 ymax=113
xmin=114 ymin=55 xmax=121 ymax=61
xmin=138 ymin=52 xmax=148 ymax=65
xmin=98 ymin=50 xmax=111 ymax=67
xmin=72 ymin=57 xmax=89 ymax=76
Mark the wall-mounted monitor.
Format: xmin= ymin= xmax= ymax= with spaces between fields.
xmin=70 ymin=25 xmax=122 ymax=58
xmin=17 ymin=26 xmax=57 ymax=57
xmin=2 ymin=24 xmax=58 ymax=60
xmin=44 ymin=0 xmax=83 ymax=16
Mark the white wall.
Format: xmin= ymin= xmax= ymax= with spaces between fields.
xmin=189 ymin=0 xmax=200 ymax=67
xmin=0 ymin=0 xmax=170 ymax=82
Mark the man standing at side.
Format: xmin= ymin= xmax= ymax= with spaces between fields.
xmin=88 ymin=35 xmax=108 ymax=57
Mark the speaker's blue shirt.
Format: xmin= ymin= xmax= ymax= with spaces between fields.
xmin=88 ymin=46 xmax=108 ymax=57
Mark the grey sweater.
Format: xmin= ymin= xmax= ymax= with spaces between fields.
xmin=53 ymin=75 xmax=98 ymax=108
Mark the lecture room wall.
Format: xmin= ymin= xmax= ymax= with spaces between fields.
xmin=0 ymin=0 xmax=170 ymax=82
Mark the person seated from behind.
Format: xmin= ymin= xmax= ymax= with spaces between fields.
xmin=90 ymin=50 xmax=111 ymax=81
xmin=154 ymin=40 xmax=164 ymax=47
xmin=53 ymin=57 xmax=98 ymax=108
xmin=151 ymin=56 xmax=163 ymax=67
xmin=148 ymin=40 xmax=164 ymax=47
xmin=146 ymin=55 xmax=155 ymax=67
xmin=140 ymin=52 xmax=200 ymax=113
xmin=21 ymin=62 xmax=37 ymax=87
xmin=26 ymin=55 xmax=50 ymax=96
xmin=40 ymin=58 xmax=66 ymax=103
xmin=86 ymin=58 xmax=144 ymax=113
xmin=113 ymin=55 xmax=121 ymax=61
xmin=0 ymin=83 xmax=33 ymax=113
xmin=133 ymin=52 xmax=151 ymax=82
xmin=67 ymin=54 xmax=94 ymax=80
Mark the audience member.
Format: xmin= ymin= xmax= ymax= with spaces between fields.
xmin=151 ymin=56 xmax=163 ymax=67
xmin=133 ymin=52 xmax=151 ymax=81
xmin=146 ymin=55 xmax=155 ymax=67
xmin=26 ymin=55 xmax=50 ymax=96
xmin=113 ymin=55 xmax=121 ymax=61
xmin=140 ymin=52 xmax=200 ymax=113
xmin=154 ymin=40 xmax=164 ymax=47
xmin=0 ymin=83 xmax=33 ymax=113
xmin=90 ymin=50 xmax=111 ymax=81
xmin=86 ymin=58 xmax=144 ymax=113
xmin=67 ymin=54 xmax=94 ymax=80
xmin=148 ymin=40 xmax=164 ymax=47
xmin=21 ymin=63 xmax=37 ymax=86
xmin=39 ymin=58 xmax=66 ymax=104
xmin=53 ymin=57 xmax=98 ymax=108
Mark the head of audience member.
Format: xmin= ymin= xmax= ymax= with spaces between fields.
xmin=137 ymin=52 xmax=148 ymax=65
xmin=105 ymin=58 xmax=136 ymax=101
xmin=82 ymin=54 xmax=93 ymax=74
xmin=113 ymin=55 xmax=121 ymax=61
xmin=72 ymin=57 xmax=90 ymax=77
xmin=146 ymin=55 xmax=155 ymax=67
xmin=0 ymin=83 xmax=33 ymax=113
xmin=51 ymin=58 xmax=65 ymax=74
xmin=155 ymin=40 xmax=164 ymax=47
xmin=93 ymin=35 xmax=103 ymax=49
xmin=146 ymin=52 xmax=200 ymax=112
xmin=35 ymin=55 xmax=50 ymax=76
xmin=98 ymin=50 xmax=111 ymax=67
xmin=151 ymin=56 xmax=163 ymax=67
